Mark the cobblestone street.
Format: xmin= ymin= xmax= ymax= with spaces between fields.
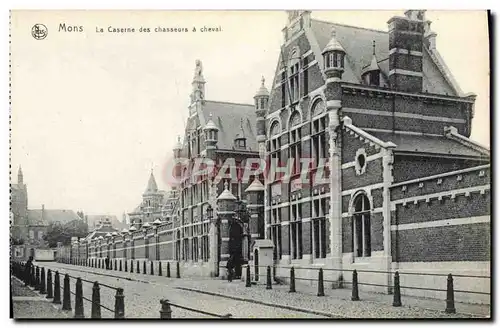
xmin=12 ymin=261 xmax=489 ymax=319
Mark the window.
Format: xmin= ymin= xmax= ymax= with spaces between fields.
xmin=289 ymin=111 xmax=302 ymax=175
xmin=281 ymin=71 xmax=286 ymax=108
xmin=302 ymin=57 xmax=309 ymax=96
xmin=192 ymin=237 xmax=199 ymax=262
xmin=312 ymin=198 xmax=327 ymax=258
xmin=352 ymin=194 xmax=371 ymax=258
xmin=269 ymin=121 xmax=281 ymax=183
xmin=290 ymin=62 xmax=300 ymax=103
xmin=290 ymin=203 xmax=303 ymax=259
xmin=311 ymin=100 xmax=328 ymax=168
xmin=355 ymin=148 xmax=367 ymax=175
xmin=183 ymin=237 xmax=189 ymax=261
xmin=270 ymin=208 xmax=282 ymax=260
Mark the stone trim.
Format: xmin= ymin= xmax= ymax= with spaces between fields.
xmin=341 ymin=183 xmax=385 ymax=197
xmin=362 ymin=127 xmax=443 ymax=137
xmin=388 ymin=69 xmax=423 ymax=77
xmin=342 ymin=107 xmax=466 ymax=124
xmin=391 ymin=215 xmax=490 ymax=231
xmin=342 ymin=117 xmax=397 ymax=149
xmin=388 ymin=48 xmax=423 ymax=56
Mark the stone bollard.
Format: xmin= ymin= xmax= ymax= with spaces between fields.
xmin=137 ymin=260 xmax=140 ymax=274
xmin=74 ymin=278 xmax=85 ymax=318
xmin=46 ymin=269 xmax=53 ymax=299
xmin=35 ymin=266 xmax=40 ymax=291
xmin=392 ymin=271 xmax=402 ymax=307
xmin=266 ymin=266 xmax=272 ymax=290
xmin=151 ymin=261 xmax=154 ymax=275
xmin=245 ymin=265 xmax=251 ymax=287
xmin=176 ymin=262 xmax=180 ymax=278
xmin=91 ymin=282 xmax=101 ymax=319
xmin=445 ymin=274 xmax=456 ymax=314
xmin=53 ymin=271 xmax=62 ymax=304
xmin=125 ymin=260 xmax=128 ymax=272
xmin=110 ymin=259 xmax=113 ymax=271
xmin=167 ymin=262 xmax=171 ymax=278
xmin=289 ymin=267 xmax=296 ymax=293
xmin=62 ymin=274 xmax=72 ymax=311
xmin=40 ymin=267 xmax=47 ymax=294
xmin=143 ymin=261 xmax=146 ymax=275
xmin=351 ymin=270 xmax=360 ymax=301
xmin=115 ymin=259 xmax=117 ymax=271
xmin=158 ymin=261 xmax=163 ymax=276
xmin=119 ymin=260 xmax=123 ymax=272
xmin=317 ymin=268 xmax=325 ymax=297
xmin=114 ymin=288 xmax=125 ymax=319
xmin=160 ymin=299 xmax=172 ymax=319
xmin=30 ymin=266 xmax=35 ymax=288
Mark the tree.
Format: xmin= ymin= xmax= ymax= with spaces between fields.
xmin=43 ymin=219 xmax=89 ymax=248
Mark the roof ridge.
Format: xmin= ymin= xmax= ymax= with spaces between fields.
xmin=204 ymin=99 xmax=254 ymax=107
xmin=311 ymin=18 xmax=388 ymax=34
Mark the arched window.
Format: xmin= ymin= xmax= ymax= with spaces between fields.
xmin=352 ymin=193 xmax=371 ymax=257
xmin=311 ymin=99 xmax=328 ymax=168
xmin=288 ymin=49 xmax=300 ymax=103
xmin=268 ymin=120 xmax=281 ymax=183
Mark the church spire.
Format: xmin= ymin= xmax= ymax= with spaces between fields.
xmin=18 ymin=165 xmax=23 ymax=185
xmin=144 ymin=169 xmax=158 ymax=195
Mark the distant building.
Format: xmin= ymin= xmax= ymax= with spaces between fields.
xmin=85 ymin=214 xmax=128 ymax=231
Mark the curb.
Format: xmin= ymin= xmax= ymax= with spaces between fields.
xmin=175 ymin=286 xmax=342 ymax=318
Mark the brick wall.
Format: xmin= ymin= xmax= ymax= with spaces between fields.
xmin=341 ymin=129 xmax=380 ymax=163
xmin=342 ymin=160 xmax=383 ymax=191
xmin=392 ymin=156 xmax=487 ymax=183
xmin=392 ymin=222 xmax=490 ymax=262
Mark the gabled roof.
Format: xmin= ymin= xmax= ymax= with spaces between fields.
xmin=86 ymin=214 xmax=128 ymax=231
xmin=27 ymin=209 xmax=81 ymax=225
xmin=309 ymin=19 xmax=458 ymax=96
xmin=369 ymin=131 xmax=489 ymax=158
xmin=201 ymin=100 xmax=257 ymax=151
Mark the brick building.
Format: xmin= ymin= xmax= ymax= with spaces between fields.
xmin=78 ymin=10 xmax=489 ymax=302
xmin=260 ymin=10 xmax=490 ymax=302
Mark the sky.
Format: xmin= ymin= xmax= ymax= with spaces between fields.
xmin=10 ymin=10 xmax=490 ymax=219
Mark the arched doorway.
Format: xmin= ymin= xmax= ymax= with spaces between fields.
xmin=351 ymin=193 xmax=371 ymax=258
xmin=229 ymin=221 xmax=243 ymax=278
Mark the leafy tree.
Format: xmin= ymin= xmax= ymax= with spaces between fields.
xmin=43 ymin=219 xmax=89 ymax=248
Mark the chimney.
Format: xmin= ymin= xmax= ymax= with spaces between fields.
xmin=387 ymin=10 xmax=425 ymax=92
xmin=41 ymin=204 xmax=45 ymax=221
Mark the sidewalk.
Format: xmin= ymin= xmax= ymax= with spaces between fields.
xmin=46 ymin=262 xmax=490 ymax=319
xmin=11 ymin=276 xmax=72 ymax=319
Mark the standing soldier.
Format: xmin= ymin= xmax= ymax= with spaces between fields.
xmin=24 ymin=256 xmax=33 ymax=286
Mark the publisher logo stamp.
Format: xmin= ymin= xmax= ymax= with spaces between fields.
xmin=31 ymin=24 xmax=48 ymax=40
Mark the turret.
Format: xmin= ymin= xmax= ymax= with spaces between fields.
xmin=321 ymin=27 xmax=346 ymax=81
xmin=189 ymin=59 xmax=206 ymax=115
xmin=234 ymin=118 xmax=247 ymax=150
xmin=254 ymin=76 xmax=269 ymax=158
xmin=203 ymin=113 xmax=219 ymax=160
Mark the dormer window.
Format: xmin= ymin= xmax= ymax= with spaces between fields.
xmin=235 ymin=138 xmax=246 ymax=149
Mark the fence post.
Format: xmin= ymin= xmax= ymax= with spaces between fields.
xmin=317 ymin=268 xmax=325 ymax=297
xmin=53 ymin=271 xmax=61 ymax=304
xmin=167 ymin=262 xmax=171 ymax=278
xmin=245 ymin=265 xmax=251 ymax=287
xmin=38 ymin=267 xmax=46 ymax=294
xmin=266 ymin=266 xmax=272 ymax=290
xmin=351 ymin=270 xmax=360 ymax=301
xmin=125 ymin=260 xmax=128 ymax=272
xmin=151 ymin=261 xmax=154 ymax=275
xmin=120 ymin=260 xmax=123 ymax=272
xmin=158 ymin=261 xmax=162 ymax=276
xmin=110 ymin=259 xmax=113 ymax=270
xmin=445 ymin=274 xmax=456 ymax=314
xmin=34 ymin=266 xmax=40 ymax=291
xmin=142 ymin=261 xmax=146 ymax=274
xmin=91 ymin=282 xmax=102 ymax=319
xmin=392 ymin=271 xmax=402 ymax=307
xmin=137 ymin=260 xmax=140 ymax=274
xmin=74 ymin=278 xmax=85 ymax=318
xmin=46 ymin=269 xmax=53 ymax=299
xmin=115 ymin=259 xmax=117 ymax=271
xmin=289 ymin=267 xmax=296 ymax=293
xmin=159 ymin=299 xmax=172 ymax=319
xmin=176 ymin=262 xmax=181 ymax=278
xmin=62 ymin=274 xmax=72 ymax=311
xmin=114 ymin=288 xmax=125 ymax=319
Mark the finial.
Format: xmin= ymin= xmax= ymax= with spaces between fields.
xmin=177 ymin=135 xmax=181 ymax=142
xmin=372 ymin=40 xmax=376 ymax=56
xmin=224 ymin=180 xmax=229 ymax=190
xmin=240 ymin=118 xmax=244 ymax=129
xmin=209 ymin=112 xmax=213 ymax=120
xmin=151 ymin=162 xmax=154 ymax=173
xmin=331 ymin=26 xmax=337 ymax=39
xmin=261 ymin=76 xmax=265 ymax=85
